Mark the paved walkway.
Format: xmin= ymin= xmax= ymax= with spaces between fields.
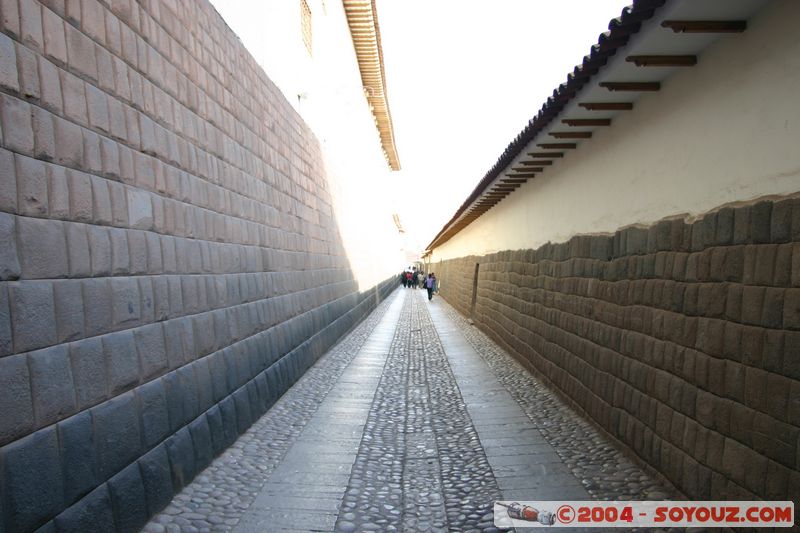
xmin=145 ymin=288 xmax=675 ymax=533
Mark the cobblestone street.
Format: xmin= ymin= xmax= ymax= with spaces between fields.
xmin=145 ymin=288 xmax=676 ymax=533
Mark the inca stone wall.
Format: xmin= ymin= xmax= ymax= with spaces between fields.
xmin=0 ymin=0 xmax=395 ymax=531
xmin=435 ymin=197 xmax=800 ymax=503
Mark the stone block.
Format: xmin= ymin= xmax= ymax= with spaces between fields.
xmin=136 ymin=378 xmax=169 ymax=448
xmin=15 ymin=153 xmax=48 ymax=216
xmin=127 ymin=187 xmax=152 ymax=229
xmin=108 ymin=180 xmax=128 ymax=227
xmin=82 ymin=129 xmax=100 ymax=175
xmin=109 ymin=227 xmax=129 ymax=275
xmin=0 ymin=93 xmax=33 ymax=156
xmin=60 ymin=70 xmax=88 ymax=126
xmin=65 ymin=21 xmax=97 ymax=81
xmin=0 ymin=211 xmax=19 ymax=280
xmin=770 ymin=199 xmax=793 ymax=244
xmin=53 ymin=484 xmax=115 ymax=533
xmin=233 ymin=387 xmax=253 ymax=434
xmin=17 ymin=216 xmax=68 ymax=279
xmin=145 ymin=232 xmax=164 ymax=274
xmin=0 ymin=284 xmax=10 ymax=356
xmin=0 ymin=147 xmax=16 ymax=213
xmin=87 ymin=225 xmax=111 ymax=276
xmin=1 ymin=427 xmax=64 ymax=532
xmin=85 ymin=83 xmax=109 ymax=133
xmin=0 ymin=30 xmax=19 ymax=92
xmin=150 ymin=276 xmax=168 ymax=321
xmin=137 ymin=278 xmax=153 ymax=327
xmin=58 ymin=410 xmax=98 ymax=503
xmin=90 ymin=175 xmax=111 ymax=224
xmin=218 ymin=395 xmax=238 ymax=448
xmin=29 ymin=344 xmax=76 ymax=427
xmin=99 ymin=136 xmax=119 ymax=179
xmin=163 ymin=316 xmax=193 ymax=369
xmin=45 ymin=165 xmax=69 ymax=221
xmin=58 ymin=228 xmax=89 ymax=281
xmin=103 ymin=329 xmax=140 ymax=394
xmin=17 ymin=43 xmax=40 ymax=101
xmin=135 ymin=323 xmax=167 ymax=380
xmin=66 ymin=170 xmax=91 ymax=223
xmin=749 ymin=201 xmax=772 ymax=244
xmin=188 ymin=415 xmax=213 ymax=472
xmin=784 ymin=288 xmax=800 ymax=330
xmin=740 ymin=286 xmax=765 ymax=326
xmin=95 ymin=41 xmax=114 ymax=91
xmin=127 ymin=231 xmax=147 ymax=276
xmin=38 ymin=54 xmax=63 ymax=112
xmin=0 ymin=354 xmax=33 ymax=446
xmin=785 ymin=331 xmax=800 ymax=380
xmin=137 ymin=444 xmax=173 ymax=516
xmin=69 ymin=337 xmax=107 ymax=410
xmin=10 ymin=280 xmax=56 ymax=352
xmin=19 ymin=0 xmax=43 ymax=49
xmin=92 ymin=391 xmax=142 ymax=480
xmin=42 ymin=4 xmax=68 ymax=65
xmin=110 ymin=276 xmax=139 ymax=330
xmin=761 ymin=287 xmax=784 ymax=328
xmin=165 ymin=426 xmax=196 ymax=491
xmin=0 ymin=0 xmax=20 ymax=37
xmin=161 ymin=236 xmax=177 ymax=273
xmin=80 ymin=0 xmax=105 ymax=40
xmin=194 ymin=357 xmax=213 ymax=412
xmin=53 ymin=116 xmax=83 ymax=169
xmin=206 ymin=405 xmax=224 ymax=454
xmin=107 ymin=462 xmax=148 ymax=533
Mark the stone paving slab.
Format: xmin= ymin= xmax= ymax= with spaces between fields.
xmin=145 ymin=288 xmax=677 ymax=532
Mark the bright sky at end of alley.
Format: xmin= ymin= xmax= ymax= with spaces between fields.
xmin=210 ymin=0 xmax=634 ymax=253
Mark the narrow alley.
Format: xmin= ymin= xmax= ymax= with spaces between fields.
xmin=145 ymin=289 xmax=675 ymax=533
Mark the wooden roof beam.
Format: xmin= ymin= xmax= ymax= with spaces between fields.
xmin=578 ymin=102 xmax=633 ymax=111
xmin=527 ymin=152 xmax=564 ymax=158
xmin=600 ymin=82 xmax=660 ymax=91
xmin=512 ymin=167 xmax=543 ymax=173
xmin=626 ymin=55 xmax=697 ymax=67
xmin=520 ymin=160 xmax=552 ymax=166
xmin=537 ymin=143 xmax=577 ymax=149
xmin=562 ymin=118 xmax=611 ymax=126
xmin=549 ymin=131 xmax=592 ymax=139
xmin=661 ymin=20 xmax=746 ymax=33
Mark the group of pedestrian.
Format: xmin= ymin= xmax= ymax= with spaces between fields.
xmin=399 ymin=267 xmax=437 ymax=301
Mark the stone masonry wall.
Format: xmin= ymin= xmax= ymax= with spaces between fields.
xmin=0 ymin=0 xmax=395 ymax=531
xmin=435 ymin=197 xmax=800 ymax=503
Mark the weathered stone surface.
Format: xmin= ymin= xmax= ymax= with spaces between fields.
xmin=1 ymin=427 xmax=64 ymax=532
xmin=107 ymin=462 xmax=149 ymax=533
xmin=137 ymin=377 xmax=169 ymax=447
xmin=0 ymin=354 xmax=34 ymax=445
xmin=58 ymin=410 xmax=98 ymax=504
xmin=53 ymin=484 xmax=115 ymax=533
xmin=92 ymin=391 xmax=142 ymax=480
xmin=0 ymin=211 xmax=20 ymax=280
xmin=17 ymin=216 xmax=68 ymax=279
xmin=69 ymin=337 xmax=107 ymax=409
xmin=28 ymin=344 xmax=77 ymax=427
xmin=9 ymin=281 xmax=57 ymax=352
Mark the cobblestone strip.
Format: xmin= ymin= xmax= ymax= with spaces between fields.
xmin=335 ymin=290 xmax=504 ymax=533
xmin=143 ymin=291 xmax=401 ymax=533
xmin=438 ymin=301 xmax=677 ymax=502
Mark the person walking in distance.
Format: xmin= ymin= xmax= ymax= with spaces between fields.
xmin=425 ymin=273 xmax=436 ymax=301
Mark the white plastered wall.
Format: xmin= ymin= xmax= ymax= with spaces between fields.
xmin=432 ymin=0 xmax=800 ymax=262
